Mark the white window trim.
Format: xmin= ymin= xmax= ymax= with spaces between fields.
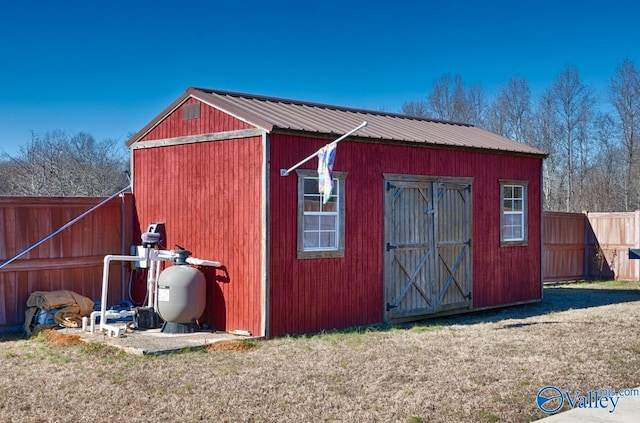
xmin=500 ymin=180 xmax=528 ymax=246
xmin=296 ymin=169 xmax=346 ymax=259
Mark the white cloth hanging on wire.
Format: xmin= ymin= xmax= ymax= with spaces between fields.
xmin=317 ymin=143 xmax=336 ymax=204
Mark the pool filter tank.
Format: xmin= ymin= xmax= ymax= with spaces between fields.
xmin=156 ymin=248 xmax=206 ymax=333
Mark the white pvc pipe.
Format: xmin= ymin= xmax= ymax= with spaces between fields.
xmin=185 ymin=257 xmax=221 ymax=267
xmin=146 ymin=259 xmax=156 ymax=308
xmin=100 ymin=254 xmax=142 ymax=333
xmin=154 ymin=260 xmax=161 ymax=313
xmin=95 ymin=248 xmax=222 ymax=337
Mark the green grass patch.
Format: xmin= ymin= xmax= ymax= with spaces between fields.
xmin=550 ymin=280 xmax=640 ymax=289
xmin=79 ymin=341 xmax=126 ymax=360
xmin=477 ymin=410 xmax=501 ymax=422
xmin=410 ymin=323 xmax=445 ymax=332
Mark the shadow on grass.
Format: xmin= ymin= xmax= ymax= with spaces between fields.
xmin=310 ymin=283 xmax=640 ymax=337
xmin=0 ymin=330 xmax=25 ymax=343
xmin=411 ymin=284 xmax=640 ymax=329
xmin=4 ymin=284 xmax=639 ymax=342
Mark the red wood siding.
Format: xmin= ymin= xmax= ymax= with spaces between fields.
xmin=268 ymin=134 xmax=542 ymax=337
xmin=142 ymin=98 xmax=253 ymax=141
xmin=133 ymin=136 xmax=263 ymax=336
xmin=0 ymin=195 xmax=132 ymax=329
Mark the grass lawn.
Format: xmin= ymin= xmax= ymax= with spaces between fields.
xmin=1 ymin=280 xmax=639 ymax=422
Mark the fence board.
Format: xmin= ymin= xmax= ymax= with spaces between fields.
xmin=543 ymin=211 xmax=640 ymax=282
xmin=587 ymin=211 xmax=640 ymax=281
xmin=0 ymin=194 xmax=133 ymax=330
xmin=543 ymin=212 xmax=586 ymax=282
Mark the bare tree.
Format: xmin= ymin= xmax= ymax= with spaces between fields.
xmin=463 ymin=83 xmax=486 ymax=127
xmin=532 ymin=89 xmax=562 ymax=210
xmin=451 ymin=75 xmax=468 ymax=122
xmin=485 ymin=100 xmax=508 ymax=138
xmin=494 ymin=78 xmax=532 ymax=143
xmin=585 ymin=112 xmax=624 ymax=211
xmin=0 ymin=131 xmax=129 ymax=196
xmin=425 ymin=73 xmax=486 ymax=125
xmin=427 ymin=74 xmax=453 ymax=120
xmin=551 ymin=65 xmax=596 ymax=211
xmin=401 ymin=100 xmax=429 ymax=118
xmin=609 ymin=57 xmax=640 ymax=211
xmin=398 ymin=61 xmax=640 ymax=213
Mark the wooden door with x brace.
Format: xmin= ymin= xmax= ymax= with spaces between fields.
xmin=383 ymin=174 xmax=472 ymax=321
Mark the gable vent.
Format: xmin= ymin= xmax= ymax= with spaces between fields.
xmin=182 ymin=103 xmax=201 ymax=120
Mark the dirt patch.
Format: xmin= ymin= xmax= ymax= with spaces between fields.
xmin=36 ymin=329 xmax=82 ymax=345
xmin=0 ymin=281 xmax=639 ymax=422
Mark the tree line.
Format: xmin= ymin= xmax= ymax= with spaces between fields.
xmin=402 ymin=58 xmax=640 ymax=213
xmin=1 ymin=59 xmax=638 ymax=212
xmin=0 ymin=131 xmax=129 ymax=197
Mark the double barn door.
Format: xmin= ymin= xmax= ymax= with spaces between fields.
xmin=383 ymin=174 xmax=472 ymax=321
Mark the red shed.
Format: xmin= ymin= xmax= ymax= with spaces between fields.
xmin=127 ymin=87 xmax=547 ymax=338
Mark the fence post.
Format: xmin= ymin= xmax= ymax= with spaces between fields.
xmin=583 ymin=211 xmax=589 ymax=280
xmin=635 ymin=210 xmax=640 ymax=281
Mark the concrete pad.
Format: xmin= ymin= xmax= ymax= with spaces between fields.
xmin=535 ymin=388 xmax=640 ymax=422
xmin=71 ymin=323 xmax=254 ymax=355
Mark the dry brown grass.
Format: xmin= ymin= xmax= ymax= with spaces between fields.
xmin=1 ymin=281 xmax=639 ymax=422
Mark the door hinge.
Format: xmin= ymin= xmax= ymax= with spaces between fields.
xmin=386 ymin=182 xmax=396 ymax=191
xmin=386 ymin=243 xmax=397 ymax=251
xmin=386 ymin=302 xmax=398 ymax=311
xmin=465 ymin=292 xmax=472 ymax=300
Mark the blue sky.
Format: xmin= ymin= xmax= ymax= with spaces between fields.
xmin=1 ymin=0 xmax=639 ymax=155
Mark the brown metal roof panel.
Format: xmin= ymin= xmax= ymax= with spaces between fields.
xmin=193 ymin=89 xmax=275 ymax=132
xmin=189 ymin=88 xmax=546 ymax=157
xmin=208 ymin=93 xmax=316 ymax=132
xmin=225 ymin=95 xmax=363 ymax=135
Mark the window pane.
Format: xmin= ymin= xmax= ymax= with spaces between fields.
xmin=304 ymin=178 xmax=318 ymax=194
xmin=513 ymin=186 xmax=523 ymax=198
xmin=503 ymin=214 xmax=519 ymax=226
xmin=320 ymin=215 xmax=336 ymax=230
xmin=503 ymin=213 xmax=523 ymax=240
xmin=504 ymin=225 xmax=522 ymax=240
xmin=304 ymin=215 xmax=320 ymax=229
xmin=503 ymin=225 xmax=521 ymax=240
xmin=322 ymin=196 xmax=337 ymax=212
xmin=503 ymin=226 xmax=513 ymax=239
xmin=503 ymin=199 xmax=513 ymax=211
xmin=304 ymin=232 xmax=319 ymax=249
xmin=504 ymin=186 xmax=513 ymax=198
xmin=319 ymin=231 xmax=336 ymax=248
xmin=304 ymin=197 xmax=321 ymax=211
xmin=512 ymin=199 xmax=523 ymax=211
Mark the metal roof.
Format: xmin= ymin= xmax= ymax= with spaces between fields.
xmin=129 ymin=87 xmax=547 ymax=157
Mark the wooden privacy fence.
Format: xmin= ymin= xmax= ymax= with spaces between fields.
xmin=1 ymin=202 xmax=636 ymax=329
xmin=543 ymin=211 xmax=640 ymax=282
xmin=0 ymin=194 xmax=134 ymax=330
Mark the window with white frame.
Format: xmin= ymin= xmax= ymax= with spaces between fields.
xmin=296 ymin=169 xmax=346 ymax=259
xmin=500 ymin=181 xmax=527 ymax=245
